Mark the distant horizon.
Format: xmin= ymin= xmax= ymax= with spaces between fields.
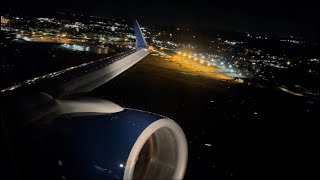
xmin=2 ymin=1 xmax=319 ymax=41
xmin=2 ymin=11 xmax=319 ymax=42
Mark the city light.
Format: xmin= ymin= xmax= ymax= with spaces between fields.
xmin=2 ymin=16 xmax=318 ymax=180
xmin=2 ymin=12 xmax=316 ymax=98
xmin=22 ymin=36 xmax=31 ymax=41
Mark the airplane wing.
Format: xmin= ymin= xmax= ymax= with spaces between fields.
xmin=54 ymin=20 xmax=150 ymax=97
xmin=1 ymin=20 xmax=149 ymax=98
xmin=1 ymin=20 xmax=188 ymax=180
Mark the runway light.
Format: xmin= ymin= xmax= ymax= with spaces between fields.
xmin=287 ymin=61 xmax=291 ymax=65
xmin=220 ymin=62 xmax=224 ymax=65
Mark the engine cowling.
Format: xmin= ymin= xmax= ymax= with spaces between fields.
xmin=4 ymin=94 xmax=188 ymax=180
xmin=51 ymin=108 xmax=188 ymax=180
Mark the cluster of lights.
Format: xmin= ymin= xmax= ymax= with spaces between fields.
xmin=177 ymin=50 xmax=243 ymax=78
xmin=280 ymin=39 xmax=303 ymax=44
xmin=175 ymin=51 xmax=242 ymax=77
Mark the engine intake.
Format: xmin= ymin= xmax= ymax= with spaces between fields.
xmin=125 ymin=118 xmax=187 ymax=180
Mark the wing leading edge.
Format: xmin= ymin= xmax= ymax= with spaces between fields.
xmin=53 ymin=20 xmax=150 ymax=97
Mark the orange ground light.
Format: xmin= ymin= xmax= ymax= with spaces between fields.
xmin=145 ymin=53 xmax=234 ymax=81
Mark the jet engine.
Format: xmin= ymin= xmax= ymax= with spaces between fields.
xmin=2 ymin=93 xmax=188 ymax=180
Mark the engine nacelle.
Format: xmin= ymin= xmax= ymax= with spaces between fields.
xmin=4 ymin=94 xmax=188 ymax=180
xmin=51 ymin=108 xmax=188 ymax=180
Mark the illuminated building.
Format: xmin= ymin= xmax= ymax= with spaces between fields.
xmin=1 ymin=16 xmax=9 ymax=24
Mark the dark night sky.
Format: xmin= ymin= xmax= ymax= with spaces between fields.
xmin=2 ymin=0 xmax=319 ymax=40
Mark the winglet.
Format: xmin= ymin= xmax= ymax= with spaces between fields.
xmin=133 ymin=20 xmax=148 ymax=48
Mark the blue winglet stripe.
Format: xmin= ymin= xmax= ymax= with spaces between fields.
xmin=133 ymin=20 xmax=148 ymax=48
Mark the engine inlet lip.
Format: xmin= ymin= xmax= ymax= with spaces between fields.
xmin=123 ymin=118 xmax=188 ymax=180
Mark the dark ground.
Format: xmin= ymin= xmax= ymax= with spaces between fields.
xmin=90 ymin=56 xmax=319 ymax=179
xmin=1 ymin=42 xmax=318 ymax=179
